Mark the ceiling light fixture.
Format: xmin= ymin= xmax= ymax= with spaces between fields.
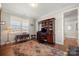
xmin=29 ymin=3 xmax=38 ymax=7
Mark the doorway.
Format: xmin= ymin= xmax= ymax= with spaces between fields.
xmin=64 ymin=9 xmax=78 ymax=49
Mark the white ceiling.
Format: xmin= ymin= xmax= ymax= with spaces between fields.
xmin=2 ymin=3 xmax=79 ymax=19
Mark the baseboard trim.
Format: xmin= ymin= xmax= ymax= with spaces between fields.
xmin=0 ymin=41 xmax=15 ymax=47
xmin=55 ymin=41 xmax=64 ymax=45
xmin=0 ymin=40 xmax=30 ymax=47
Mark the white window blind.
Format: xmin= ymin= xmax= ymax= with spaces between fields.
xmin=10 ymin=16 xmax=30 ymax=32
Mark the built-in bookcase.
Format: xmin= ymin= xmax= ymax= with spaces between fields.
xmin=38 ymin=18 xmax=55 ymax=44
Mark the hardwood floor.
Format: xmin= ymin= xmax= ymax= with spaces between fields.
xmin=64 ymin=37 xmax=78 ymax=47
xmin=0 ymin=45 xmax=15 ymax=56
xmin=0 ymin=41 xmax=66 ymax=56
xmin=63 ymin=37 xmax=78 ymax=52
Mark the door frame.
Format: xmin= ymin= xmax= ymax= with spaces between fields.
xmin=63 ymin=7 xmax=79 ymax=47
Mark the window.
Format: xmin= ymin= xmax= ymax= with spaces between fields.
xmin=22 ymin=22 xmax=29 ymax=30
xmin=10 ymin=19 xmax=21 ymax=30
xmin=21 ymin=20 xmax=29 ymax=33
xmin=10 ymin=16 xmax=30 ymax=32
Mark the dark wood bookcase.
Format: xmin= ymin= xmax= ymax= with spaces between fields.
xmin=38 ymin=18 xmax=55 ymax=44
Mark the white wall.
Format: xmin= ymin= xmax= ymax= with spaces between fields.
xmin=0 ymin=5 xmax=1 ymax=45
xmin=78 ymin=8 xmax=79 ymax=46
xmin=36 ymin=5 xmax=79 ymax=45
xmin=1 ymin=11 xmax=10 ymax=45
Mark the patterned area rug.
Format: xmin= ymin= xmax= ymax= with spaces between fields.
xmin=13 ymin=40 xmax=66 ymax=56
